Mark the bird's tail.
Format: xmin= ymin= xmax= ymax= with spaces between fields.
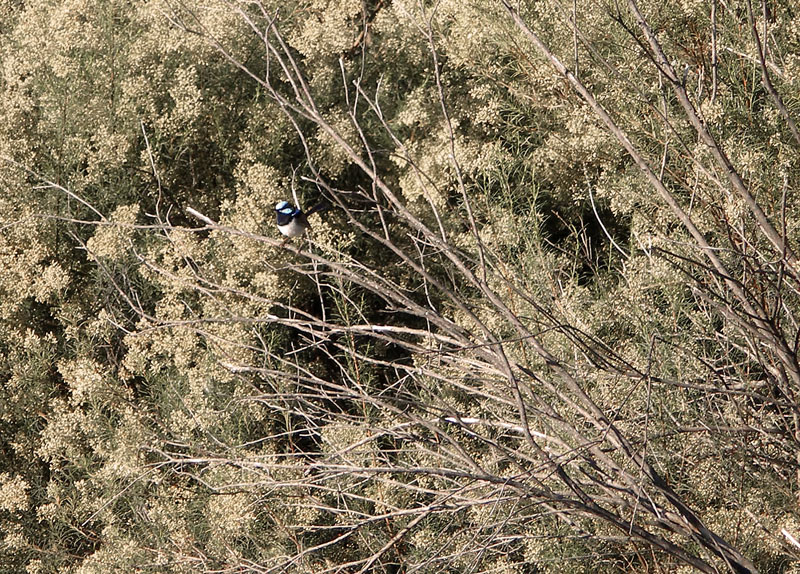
xmin=305 ymin=200 xmax=330 ymax=217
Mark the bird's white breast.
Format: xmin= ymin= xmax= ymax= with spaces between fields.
xmin=277 ymin=218 xmax=306 ymax=237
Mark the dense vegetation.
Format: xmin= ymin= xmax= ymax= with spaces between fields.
xmin=2 ymin=0 xmax=800 ymax=572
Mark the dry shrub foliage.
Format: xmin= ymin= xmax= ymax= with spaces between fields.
xmin=1 ymin=0 xmax=800 ymax=572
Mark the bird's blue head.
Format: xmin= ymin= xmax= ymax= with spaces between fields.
xmin=275 ymin=201 xmax=296 ymax=215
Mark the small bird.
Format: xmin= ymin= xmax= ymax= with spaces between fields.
xmin=275 ymin=200 xmax=328 ymax=242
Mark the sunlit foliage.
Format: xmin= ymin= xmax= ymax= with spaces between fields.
xmin=1 ymin=0 xmax=800 ymax=573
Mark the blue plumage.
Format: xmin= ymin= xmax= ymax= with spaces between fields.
xmin=275 ymin=200 xmax=328 ymax=239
